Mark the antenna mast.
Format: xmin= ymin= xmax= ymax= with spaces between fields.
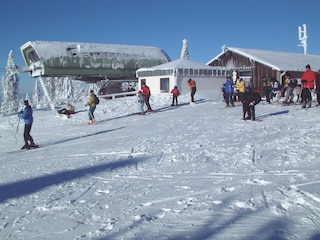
xmin=298 ymin=24 xmax=308 ymax=54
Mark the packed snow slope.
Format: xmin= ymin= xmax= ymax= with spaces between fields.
xmin=1 ymin=91 xmax=320 ymax=240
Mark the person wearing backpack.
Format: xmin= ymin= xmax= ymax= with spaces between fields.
xmin=86 ymin=90 xmax=98 ymax=125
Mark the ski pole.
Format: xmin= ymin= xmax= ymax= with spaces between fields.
xmin=216 ymin=91 xmax=222 ymax=102
xmin=14 ymin=117 xmax=20 ymax=144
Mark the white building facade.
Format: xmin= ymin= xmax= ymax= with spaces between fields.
xmin=136 ymin=59 xmax=229 ymax=95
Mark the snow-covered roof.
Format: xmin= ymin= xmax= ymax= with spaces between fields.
xmin=20 ymin=41 xmax=170 ymax=63
xmin=207 ymin=46 xmax=320 ymax=72
xmin=137 ymin=58 xmax=223 ymax=72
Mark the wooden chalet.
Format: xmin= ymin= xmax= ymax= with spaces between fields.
xmin=207 ymin=46 xmax=320 ymax=95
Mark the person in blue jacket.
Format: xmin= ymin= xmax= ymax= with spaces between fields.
xmin=224 ymin=76 xmax=235 ymax=107
xmin=19 ymin=100 xmax=36 ymax=149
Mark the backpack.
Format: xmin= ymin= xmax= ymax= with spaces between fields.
xmin=94 ymin=95 xmax=99 ymax=105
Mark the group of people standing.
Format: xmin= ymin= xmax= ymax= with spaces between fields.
xmin=262 ymin=64 xmax=320 ymax=108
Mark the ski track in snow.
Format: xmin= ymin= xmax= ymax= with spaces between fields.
xmin=1 ymin=92 xmax=320 ymax=239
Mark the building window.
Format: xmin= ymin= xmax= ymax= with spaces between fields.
xmin=28 ymin=50 xmax=40 ymax=63
xmin=160 ymin=78 xmax=169 ymax=93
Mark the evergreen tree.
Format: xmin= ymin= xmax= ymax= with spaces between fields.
xmin=0 ymin=51 xmax=20 ymax=115
xmin=45 ymin=77 xmax=56 ymax=100
xmin=180 ymin=39 xmax=189 ymax=60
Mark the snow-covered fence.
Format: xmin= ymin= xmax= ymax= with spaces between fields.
xmin=99 ymin=91 xmax=137 ymax=100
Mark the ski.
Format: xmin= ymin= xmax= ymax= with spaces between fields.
xmin=6 ymin=145 xmax=40 ymax=154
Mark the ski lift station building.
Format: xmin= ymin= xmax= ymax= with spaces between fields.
xmin=136 ymin=59 xmax=228 ymax=95
xmin=20 ymin=41 xmax=171 ymax=83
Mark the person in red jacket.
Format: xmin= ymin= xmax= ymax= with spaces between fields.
xmin=315 ymin=70 xmax=320 ymax=106
xmin=187 ymin=78 xmax=197 ymax=103
xmin=301 ymin=64 xmax=316 ymax=108
xmin=141 ymin=83 xmax=153 ymax=112
xmin=170 ymin=86 xmax=180 ymax=106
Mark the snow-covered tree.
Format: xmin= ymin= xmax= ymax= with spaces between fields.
xmin=72 ymin=80 xmax=86 ymax=99
xmin=0 ymin=51 xmax=20 ymax=115
xmin=180 ymin=39 xmax=189 ymax=60
xmin=45 ymin=77 xmax=56 ymax=100
xmin=48 ymin=76 xmax=85 ymax=100
xmin=35 ymin=77 xmax=86 ymax=107
xmin=32 ymin=78 xmax=41 ymax=106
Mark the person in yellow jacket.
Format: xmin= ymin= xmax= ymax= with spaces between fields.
xmin=235 ymin=77 xmax=241 ymax=101
xmin=86 ymin=90 xmax=98 ymax=125
xmin=237 ymin=78 xmax=246 ymax=102
xmin=281 ymin=74 xmax=290 ymax=97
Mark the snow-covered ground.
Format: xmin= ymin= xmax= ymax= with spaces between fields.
xmin=1 ymin=91 xmax=320 ymax=240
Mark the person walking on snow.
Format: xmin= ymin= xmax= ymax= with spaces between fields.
xmin=141 ymin=83 xmax=153 ymax=112
xmin=170 ymin=86 xmax=180 ymax=106
xmin=19 ymin=100 xmax=36 ymax=149
xmin=86 ymin=90 xmax=98 ymax=125
xmin=301 ymin=64 xmax=315 ymax=108
xmin=187 ymin=78 xmax=197 ymax=103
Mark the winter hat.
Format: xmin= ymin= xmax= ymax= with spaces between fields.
xmin=24 ymin=100 xmax=29 ymax=105
xmin=90 ymin=89 xmax=94 ymax=93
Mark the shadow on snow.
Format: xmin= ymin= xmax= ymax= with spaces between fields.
xmin=41 ymin=127 xmax=125 ymax=147
xmin=256 ymin=110 xmax=289 ymax=121
xmin=0 ymin=156 xmax=147 ymax=203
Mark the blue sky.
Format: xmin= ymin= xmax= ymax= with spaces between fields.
xmin=1 ymin=0 xmax=320 ymax=93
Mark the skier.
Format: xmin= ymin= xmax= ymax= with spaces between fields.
xmin=58 ymin=103 xmax=75 ymax=116
xmin=141 ymin=83 xmax=153 ymax=112
xmin=170 ymin=86 xmax=180 ymax=106
xmin=301 ymin=64 xmax=316 ymax=108
xmin=187 ymin=78 xmax=197 ymax=103
xmin=19 ymin=100 xmax=36 ymax=149
xmin=242 ymin=90 xmax=261 ymax=121
xmin=86 ymin=90 xmax=98 ymax=125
